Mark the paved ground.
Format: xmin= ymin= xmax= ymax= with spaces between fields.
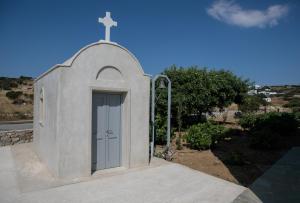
xmin=0 ymin=143 xmax=247 ymax=203
xmin=248 ymin=147 xmax=300 ymax=203
xmin=0 ymin=121 xmax=33 ymax=131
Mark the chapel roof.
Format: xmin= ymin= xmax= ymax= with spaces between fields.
xmin=35 ymin=41 xmax=146 ymax=82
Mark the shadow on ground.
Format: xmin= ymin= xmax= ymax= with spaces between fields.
xmin=208 ymin=128 xmax=300 ymax=202
xmin=211 ymin=128 xmax=300 ymax=187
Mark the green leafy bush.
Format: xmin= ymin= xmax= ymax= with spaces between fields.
xmin=239 ymin=113 xmax=257 ymax=130
xmin=155 ymin=114 xmax=174 ymax=145
xmin=155 ymin=114 xmax=167 ymax=145
xmin=186 ymin=122 xmax=226 ymax=150
xmin=284 ymin=98 xmax=300 ymax=113
xmin=238 ymin=95 xmax=265 ymax=113
xmin=0 ymin=79 xmax=11 ymax=90
xmin=19 ymin=76 xmax=32 ymax=80
xmin=12 ymin=98 xmax=25 ymax=105
xmin=240 ymin=112 xmax=298 ymax=135
xmin=253 ymin=112 xmax=298 ymax=137
xmin=241 ymin=112 xmax=299 ymax=149
xmin=9 ymin=82 xmax=18 ymax=88
xmin=6 ymin=91 xmax=23 ymax=100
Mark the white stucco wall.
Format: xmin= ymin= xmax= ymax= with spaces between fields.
xmin=33 ymin=67 xmax=61 ymax=175
xmin=34 ymin=42 xmax=150 ymax=179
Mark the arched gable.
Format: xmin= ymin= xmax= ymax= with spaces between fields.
xmin=35 ymin=41 xmax=145 ymax=82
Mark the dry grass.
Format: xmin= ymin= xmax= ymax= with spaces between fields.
xmin=0 ymin=92 xmax=33 ymax=113
xmin=0 ymin=80 xmax=33 ymax=120
xmin=270 ymin=96 xmax=288 ymax=106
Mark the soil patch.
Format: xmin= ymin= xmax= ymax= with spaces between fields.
xmin=168 ymin=130 xmax=300 ymax=187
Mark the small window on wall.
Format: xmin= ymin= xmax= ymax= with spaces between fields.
xmin=39 ymin=88 xmax=45 ymax=125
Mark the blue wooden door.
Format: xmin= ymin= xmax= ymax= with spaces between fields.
xmin=92 ymin=93 xmax=121 ymax=171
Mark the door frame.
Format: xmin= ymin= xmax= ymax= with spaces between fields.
xmin=88 ymin=86 xmax=131 ymax=174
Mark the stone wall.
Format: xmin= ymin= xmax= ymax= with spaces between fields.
xmin=0 ymin=129 xmax=33 ymax=146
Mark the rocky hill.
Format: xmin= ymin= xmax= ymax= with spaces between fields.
xmin=0 ymin=76 xmax=34 ymax=121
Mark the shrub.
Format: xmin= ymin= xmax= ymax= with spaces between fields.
xmin=284 ymin=98 xmax=300 ymax=113
xmin=155 ymin=114 xmax=175 ymax=145
xmin=241 ymin=112 xmax=299 ymax=149
xmin=253 ymin=112 xmax=298 ymax=137
xmin=19 ymin=76 xmax=32 ymax=80
xmin=186 ymin=122 xmax=226 ymax=150
xmin=283 ymin=98 xmax=300 ymax=108
xmin=239 ymin=113 xmax=257 ymax=130
xmin=12 ymin=98 xmax=25 ymax=105
xmin=240 ymin=112 xmax=298 ymax=136
xmin=6 ymin=91 xmax=23 ymax=100
xmin=186 ymin=125 xmax=212 ymax=150
xmin=155 ymin=114 xmax=167 ymax=145
xmin=238 ymin=95 xmax=264 ymax=113
xmin=9 ymin=82 xmax=18 ymax=88
xmin=1 ymin=79 xmax=11 ymax=90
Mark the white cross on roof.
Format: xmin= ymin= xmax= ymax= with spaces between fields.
xmin=98 ymin=12 xmax=117 ymax=42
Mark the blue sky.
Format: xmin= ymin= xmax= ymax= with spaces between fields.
xmin=0 ymin=0 xmax=299 ymax=85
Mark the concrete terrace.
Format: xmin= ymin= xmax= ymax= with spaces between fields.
xmin=3 ymin=144 xmax=299 ymax=203
xmin=0 ymin=143 xmax=247 ymax=203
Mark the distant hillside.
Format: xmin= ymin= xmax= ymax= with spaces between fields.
xmin=0 ymin=76 xmax=34 ymax=121
xmin=270 ymin=85 xmax=300 ymax=97
xmin=0 ymin=77 xmax=299 ymax=121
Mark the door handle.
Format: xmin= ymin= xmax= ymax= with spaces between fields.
xmin=106 ymin=130 xmax=113 ymax=134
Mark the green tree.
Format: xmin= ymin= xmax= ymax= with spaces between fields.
xmin=155 ymin=65 xmax=249 ymax=130
xmin=238 ymin=95 xmax=265 ymax=113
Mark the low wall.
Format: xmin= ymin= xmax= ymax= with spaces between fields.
xmin=0 ymin=113 xmax=33 ymax=121
xmin=0 ymin=129 xmax=33 ymax=146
